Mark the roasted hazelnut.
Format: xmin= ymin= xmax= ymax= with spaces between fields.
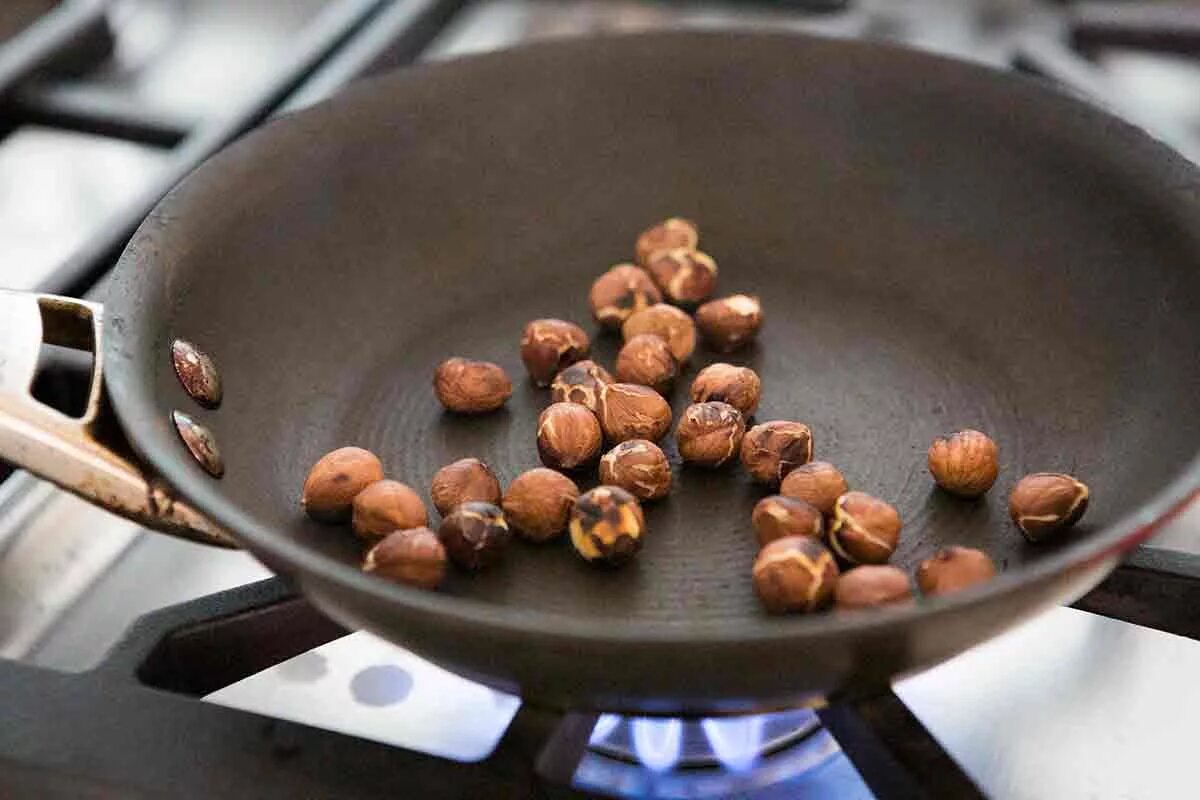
xmin=363 ymin=527 xmax=446 ymax=590
xmin=1009 ymin=472 xmax=1089 ymax=542
xmin=537 ymin=402 xmax=602 ymax=470
xmin=695 ymin=294 xmax=762 ymax=352
xmin=520 ymin=318 xmax=590 ymax=387
xmin=589 ymin=264 xmax=663 ymax=329
xmin=550 ymin=359 xmax=613 ymax=414
xmin=430 ymin=458 xmax=501 ymax=516
xmin=690 ymin=363 xmax=761 ymax=417
xmin=779 ymin=462 xmax=848 ymax=515
xmin=615 ymin=334 xmax=678 ymax=393
xmin=302 ymin=446 xmax=384 ymax=522
xmin=351 ymin=480 xmax=428 ymax=540
xmin=829 ymin=491 xmax=902 ymax=565
xmin=569 ymin=486 xmax=646 ymax=566
xmin=834 ymin=565 xmax=913 ymax=610
xmin=927 ymin=429 xmax=999 ymax=498
xmin=622 ymin=303 xmax=696 ymax=363
xmin=645 ymin=248 xmax=718 ymax=306
xmin=433 ymin=357 xmax=512 ymax=414
xmin=599 ymin=439 xmax=671 ymax=501
xmin=502 ymin=468 xmax=579 ymax=542
xmin=916 ymin=546 xmax=996 ymax=596
xmin=596 ymin=382 xmax=673 ymax=443
xmin=752 ymin=536 xmax=839 ymax=614
xmin=752 ymin=495 xmax=823 ymax=547
xmin=740 ymin=421 xmax=814 ymax=486
xmin=676 ymin=401 xmax=745 ymax=467
xmin=438 ymin=501 xmax=511 ymax=571
xmin=635 ymin=217 xmax=699 ymax=266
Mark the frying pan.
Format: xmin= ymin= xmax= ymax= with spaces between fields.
xmin=2 ymin=31 xmax=1199 ymax=714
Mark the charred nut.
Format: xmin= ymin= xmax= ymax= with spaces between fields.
xmin=430 ymin=458 xmax=502 ymax=517
xmin=569 ymin=486 xmax=646 ymax=566
xmin=752 ymin=536 xmax=839 ymax=614
xmin=537 ymin=402 xmax=602 ymax=470
xmin=635 ymin=217 xmax=699 ymax=267
xmin=622 ymin=303 xmax=696 ymax=363
xmin=438 ymin=501 xmax=511 ymax=572
xmin=363 ymin=527 xmax=446 ymax=590
xmin=916 ymin=546 xmax=996 ymax=596
xmin=779 ymin=461 xmax=849 ymax=516
xmin=1009 ymin=473 xmax=1089 ymax=542
xmin=596 ymin=382 xmax=673 ymax=443
xmin=740 ymin=421 xmax=814 ymax=486
xmin=927 ymin=429 xmax=999 ymax=498
xmin=351 ymin=480 xmax=428 ymax=540
xmin=599 ymin=439 xmax=672 ymax=501
xmin=645 ymin=248 xmax=718 ymax=306
xmin=589 ymin=263 xmax=663 ymax=329
xmin=302 ymin=446 xmax=385 ymax=523
xmin=502 ymin=468 xmax=579 ymax=543
xmin=615 ymin=333 xmax=678 ymax=393
xmin=829 ymin=491 xmax=902 ymax=565
xmin=433 ymin=357 xmax=512 ymax=414
xmin=695 ymin=294 xmax=762 ymax=352
xmin=751 ymin=495 xmax=824 ymax=547
xmin=676 ymin=401 xmax=746 ymax=467
xmin=834 ymin=565 xmax=914 ymax=610
xmin=520 ymin=319 xmax=590 ymax=387
xmin=550 ymin=359 xmax=613 ymax=414
xmin=690 ymin=363 xmax=761 ymax=417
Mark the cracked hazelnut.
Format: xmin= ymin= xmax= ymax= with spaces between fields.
xmin=927 ymin=429 xmax=999 ymax=498
xmin=690 ymin=363 xmax=761 ymax=417
xmin=430 ymin=458 xmax=501 ymax=516
xmin=1009 ymin=472 xmax=1089 ymax=542
xmin=569 ymin=486 xmax=646 ymax=566
xmin=676 ymin=402 xmax=746 ymax=467
xmin=834 ymin=565 xmax=913 ymax=610
xmin=599 ymin=439 xmax=671 ymax=501
xmin=917 ymin=546 xmax=996 ymax=596
xmin=302 ymin=446 xmax=384 ymax=522
xmin=596 ymin=382 xmax=673 ymax=443
xmin=520 ymin=318 xmax=590 ymax=387
xmin=740 ymin=421 xmax=814 ymax=486
xmin=352 ymin=480 xmax=428 ymax=540
xmin=695 ymin=294 xmax=762 ymax=352
xmin=780 ymin=462 xmax=848 ymax=515
xmin=550 ymin=359 xmax=613 ymax=414
xmin=622 ymin=303 xmax=696 ymax=363
xmin=752 ymin=536 xmax=839 ymax=614
xmin=502 ymin=468 xmax=579 ymax=543
xmin=537 ymin=402 xmax=602 ymax=470
xmin=433 ymin=357 xmax=512 ymax=414
xmin=438 ymin=501 xmax=511 ymax=571
xmin=635 ymin=217 xmax=699 ymax=266
xmin=589 ymin=264 xmax=662 ymax=329
xmin=645 ymin=248 xmax=718 ymax=306
xmin=752 ymin=495 xmax=823 ymax=547
xmin=615 ymin=334 xmax=678 ymax=393
xmin=363 ymin=527 xmax=446 ymax=590
xmin=829 ymin=491 xmax=902 ymax=565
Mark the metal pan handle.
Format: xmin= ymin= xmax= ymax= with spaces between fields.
xmin=0 ymin=291 xmax=235 ymax=548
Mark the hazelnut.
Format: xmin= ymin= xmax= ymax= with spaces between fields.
xmin=622 ymin=303 xmax=696 ymax=363
xmin=927 ymin=429 xmax=999 ymax=498
xmin=615 ymin=334 xmax=678 ymax=393
xmin=690 ymin=363 xmax=761 ymax=417
xmin=550 ymin=359 xmax=613 ymax=414
xmin=635 ymin=217 xmax=699 ymax=266
xmin=695 ymin=294 xmax=762 ymax=352
xmin=779 ymin=461 xmax=848 ymax=515
xmin=363 ymin=527 xmax=446 ymax=590
xmin=916 ymin=546 xmax=996 ymax=596
xmin=596 ymin=383 xmax=673 ymax=443
xmin=752 ymin=495 xmax=823 ymax=547
xmin=599 ymin=439 xmax=671 ymax=501
xmin=1009 ymin=472 xmax=1089 ymax=542
xmin=537 ymin=402 xmax=602 ymax=470
xmin=569 ymin=485 xmax=646 ymax=566
xmin=301 ymin=446 xmax=384 ymax=522
xmin=834 ymin=565 xmax=913 ymax=610
xmin=433 ymin=357 xmax=512 ymax=414
xmin=829 ymin=491 xmax=902 ymax=565
xmin=438 ymin=501 xmax=511 ymax=571
xmin=430 ymin=458 xmax=501 ymax=516
xmin=676 ymin=401 xmax=745 ymax=467
xmin=645 ymin=248 xmax=718 ymax=306
xmin=752 ymin=536 xmax=839 ymax=614
xmin=502 ymin=468 xmax=579 ymax=542
xmin=351 ymin=480 xmax=428 ymax=540
xmin=520 ymin=318 xmax=590 ymax=387
xmin=740 ymin=421 xmax=814 ymax=486
xmin=589 ymin=264 xmax=662 ymax=329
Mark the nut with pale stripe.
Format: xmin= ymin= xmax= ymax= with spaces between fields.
xmin=676 ymin=401 xmax=745 ymax=467
xmin=1009 ymin=473 xmax=1089 ymax=542
xmin=927 ymin=429 xmax=999 ymax=497
xmin=752 ymin=495 xmax=823 ymax=546
xmin=752 ymin=535 xmax=839 ymax=614
xmin=502 ymin=468 xmax=579 ymax=543
xmin=834 ymin=565 xmax=913 ymax=610
xmin=536 ymin=402 xmax=602 ymax=470
xmin=520 ymin=318 xmax=590 ymax=387
xmin=599 ymin=440 xmax=671 ymax=501
xmin=363 ymin=527 xmax=446 ymax=590
xmin=780 ymin=461 xmax=848 ymax=515
xmin=596 ymin=382 xmax=673 ymax=443
xmin=740 ymin=421 xmax=813 ymax=486
xmin=550 ymin=360 xmax=612 ymax=414
xmin=695 ymin=294 xmax=762 ymax=352
xmin=302 ymin=447 xmax=384 ymax=523
xmin=589 ymin=264 xmax=662 ymax=329
xmin=645 ymin=248 xmax=718 ymax=306
xmin=352 ymin=480 xmax=428 ymax=540
xmin=829 ymin=491 xmax=902 ymax=565
xmin=690 ymin=363 xmax=761 ymax=417
xmin=635 ymin=217 xmax=698 ymax=266
xmin=615 ymin=333 xmax=678 ymax=393
xmin=916 ymin=546 xmax=996 ymax=596
xmin=569 ymin=486 xmax=646 ymax=566
xmin=438 ymin=501 xmax=510 ymax=572
xmin=430 ymin=458 xmax=501 ymax=517
xmin=433 ymin=357 xmax=512 ymax=414
xmin=622 ymin=303 xmax=696 ymax=363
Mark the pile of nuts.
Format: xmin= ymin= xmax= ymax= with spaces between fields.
xmin=301 ymin=218 xmax=1091 ymax=616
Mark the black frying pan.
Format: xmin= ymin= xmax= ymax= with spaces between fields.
xmin=2 ymin=31 xmax=1199 ymax=714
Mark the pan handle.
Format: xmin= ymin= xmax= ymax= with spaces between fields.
xmin=0 ymin=291 xmax=236 ymax=548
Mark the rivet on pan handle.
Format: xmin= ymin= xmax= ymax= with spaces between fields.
xmin=0 ymin=290 xmax=236 ymax=548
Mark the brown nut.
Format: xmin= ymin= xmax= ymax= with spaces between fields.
xmin=635 ymin=217 xmax=699 ymax=266
xmin=690 ymin=363 xmax=761 ymax=417
xmin=645 ymin=248 xmax=718 ymax=306
xmin=752 ymin=536 xmax=839 ymax=614
xmin=740 ymin=421 xmax=814 ymax=486
xmin=599 ymin=439 xmax=671 ymax=501
xmin=589 ymin=264 xmax=663 ymax=329
xmin=615 ymin=333 xmax=678 ymax=393
xmin=596 ymin=382 xmax=673 ymax=443
xmin=351 ymin=480 xmax=428 ymax=540
xmin=834 ymin=565 xmax=913 ymax=610
xmin=676 ymin=401 xmax=746 ymax=467
xmin=622 ymin=303 xmax=696 ymax=364
xmin=363 ymin=527 xmax=446 ymax=590
xmin=520 ymin=318 xmax=590 ymax=387
xmin=550 ymin=359 xmax=613 ymax=414
xmin=502 ymin=468 xmax=579 ymax=543
xmin=695 ymin=294 xmax=762 ymax=352
xmin=1009 ymin=472 xmax=1089 ymax=542
xmin=430 ymin=458 xmax=501 ymax=516
xmin=752 ymin=495 xmax=824 ymax=547
xmin=829 ymin=491 xmax=902 ymax=565
xmin=302 ymin=446 xmax=385 ymax=522
xmin=569 ymin=486 xmax=646 ymax=566
xmin=438 ymin=501 xmax=511 ymax=571
xmin=537 ymin=402 xmax=602 ymax=470
xmin=917 ymin=546 xmax=996 ymax=596
xmin=779 ymin=462 xmax=848 ymax=515
xmin=433 ymin=357 xmax=512 ymax=414
xmin=927 ymin=429 xmax=999 ymax=498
